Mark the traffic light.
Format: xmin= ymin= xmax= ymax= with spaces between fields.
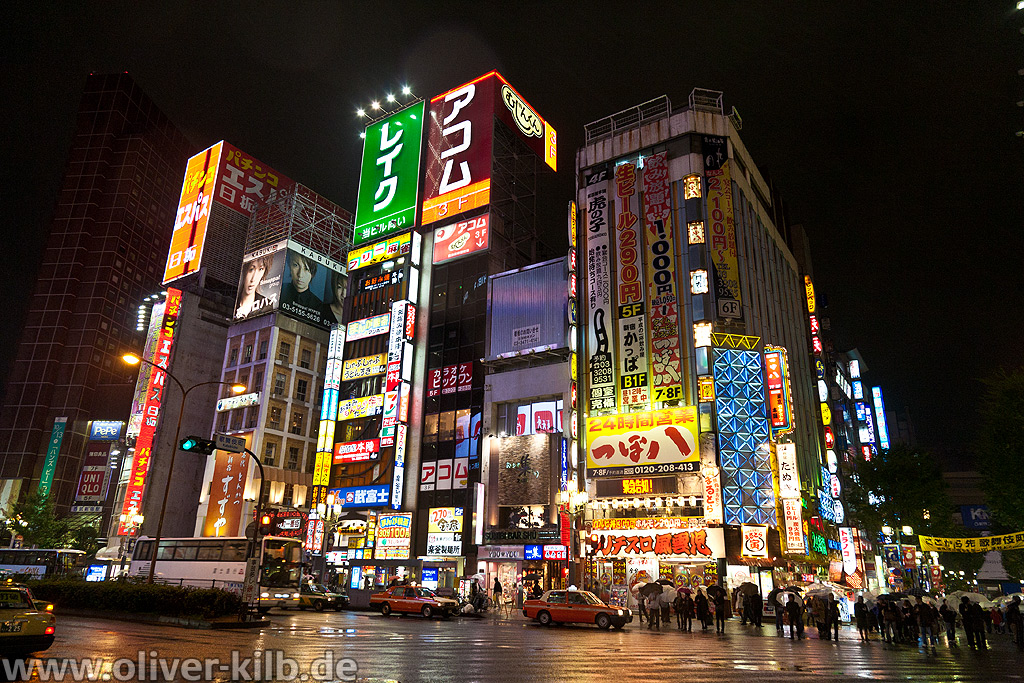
xmin=259 ymin=514 xmax=273 ymax=537
xmin=180 ymin=436 xmax=216 ymax=454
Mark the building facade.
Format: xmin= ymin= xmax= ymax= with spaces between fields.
xmin=0 ymin=73 xmax=193 ymax=515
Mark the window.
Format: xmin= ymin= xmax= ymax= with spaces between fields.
xmin=296 ymin=379 xmax=308 ymax=402
xmin=300 ymin=348 xmax=311 ymax=369
xmin=242 ymin=344 xmax=253 ymax=364
xmin=268 ymin=407 xmax=282 ymax=430
xmin=253 ymin=369 xmax=264 ymax=392
xmin=245 ymin=406 xmax=258 ymax=429
xmin=196 ymin=544 xmax=222 ymax=561
xmin=289 ymin=412 xmax=304 ymax=435
xmin=263 ymin=442 xmax=277 ymax=466
xmin=257 ymin=340 xmax=268 ymax=360
xmin=230 ymin=409 xmax=243 ymax=431
xmin=227 ymin=348 xmax=239 ymax=366
xmin=282 ymin=484 xmax=293 ymax=507
xmin=278 ymin=341 xmax=291 ymax=363
xmin=274 ymin=373 xmax=286 ymax=397
xmin=286 ymin=447 xmax=300 ymax=471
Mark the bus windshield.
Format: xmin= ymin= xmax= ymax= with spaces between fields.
xmin=261 ymin=539 xmax=301 ymax=589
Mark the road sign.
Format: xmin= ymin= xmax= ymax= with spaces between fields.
xmin=215 ymin=433 xmax=246 ymax=453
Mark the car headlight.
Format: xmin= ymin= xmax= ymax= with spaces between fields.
xmin=260 ymin=592 xmax=269 ymax=598
xmin=293 ymin=593 xmax=300 ymax=599
xmin=617 ymin=609 xmax=624 ymax=616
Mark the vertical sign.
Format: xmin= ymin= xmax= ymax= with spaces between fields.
xmin=764 ymin=347 xmax=794 ymax=435
xmin=37 ymin=417 xmax=68 ymax=500
xmin=782 ymin=498 xmax=805 ymax=554
xmin=871 ymin=386 xmax=891 ymax=450
xmin=614 ymin=162 xmax=649 ymax=407
xmin=163 ymin=144 xmax=223 ymax=284
xmin=776 ymin=443 xmax=801 ymax=499
xmin=202 ymin=450 xmax=251 ymax=537
xmin=353 ymin=101 xmax=426 ymax=246
xmin=584 ymin=170 xmax=616 ymax=413
xmin=641 ymin=152 xmax=683 ymax=403
xmin=117 ymin=288 xmax=182 ymax=534
xmin=702 ymin=135 xmax=742 ymax=319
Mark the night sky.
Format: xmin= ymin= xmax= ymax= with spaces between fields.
xmin=3 ymin=3 xmax=1022 ymax=468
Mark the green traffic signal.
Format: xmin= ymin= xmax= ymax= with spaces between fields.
xmin=179 ymin=436 xmax=216 ymax=454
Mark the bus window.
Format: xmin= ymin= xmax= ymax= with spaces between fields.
xmin=222 ymin=541 xmax=247 ymax=562
xmin=261 ymin=539 xmax=302 ymax=589
xmin=196 ymin=543 xmax=222 ymax=561
xmin=156 ymin=542 xmax=177 ymax=561
xmin=173 ymin=545 xmax=198 ymax=560
xmin=134 ymin=540 xmax=154 ymax=561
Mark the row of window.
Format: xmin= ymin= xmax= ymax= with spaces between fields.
xmin=227 ymin=340 xmax=312 ymax=369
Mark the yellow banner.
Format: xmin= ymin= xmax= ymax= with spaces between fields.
xmin=919 ymin=531 xmax=1024 ymax=553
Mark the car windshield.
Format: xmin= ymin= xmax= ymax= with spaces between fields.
xmin=416 ymin=588 xmax=437 ymax=599
xmin=0 ymin=590 xmax=32 ymax=609
xmin=581 ymin=591 xmax=604 ymax=605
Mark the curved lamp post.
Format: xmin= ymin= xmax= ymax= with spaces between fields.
xmin=122 ymin=352 xmax=245 ymax=583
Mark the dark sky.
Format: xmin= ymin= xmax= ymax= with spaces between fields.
xmin=3 ymin=3 xmax=1022 ymax=467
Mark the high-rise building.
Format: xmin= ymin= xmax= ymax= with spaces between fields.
xmin=0 ymin=73 xmax=193 ymax=513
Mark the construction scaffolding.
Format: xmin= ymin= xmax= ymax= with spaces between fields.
xmin=244 ymin=184 xmax=354 ymax=263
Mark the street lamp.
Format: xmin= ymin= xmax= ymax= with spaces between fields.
xmin=122 ymin=352 xmax=245 ymax=583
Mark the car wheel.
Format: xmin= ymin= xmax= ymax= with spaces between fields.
xmin=596 ymin=613 xmax=612 ymax=630
xmin=381 ymin=603 xmax=392 ymax=616
xmin=313 ymin=600 xmax=325 ymax=612
xmin=537 ymin=610 xmax=552 ymax=626
xmin=422 ymin=605 xmax=434 ymax=619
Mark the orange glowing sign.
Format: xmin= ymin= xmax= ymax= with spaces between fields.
xmin=164 ymin=143 xmax=223 ymax=284
xmin=804 ymin=275 xmax=816 ymax=314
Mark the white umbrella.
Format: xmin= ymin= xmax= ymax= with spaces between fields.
xmin=994 ymin=592 xmax=1024 ymax=606
xmin=946 ymin=591 xmax=994 ymax=609
xmin=860 ymin=589 xmax=881 ymax=606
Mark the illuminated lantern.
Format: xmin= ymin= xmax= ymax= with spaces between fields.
xmin=823 ymin=426 xmax=835 ymax=449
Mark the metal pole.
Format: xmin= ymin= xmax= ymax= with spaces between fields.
xmin=243 ymin=448 xmax=265 ymax=561
xmin=147 ymin=371 xmax=187 ymax=584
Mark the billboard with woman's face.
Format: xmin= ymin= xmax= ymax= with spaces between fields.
xmin=279 ymin=243 xmax=346 ymax=329
xmin=234 ymin=241 xmax=287 ymax=322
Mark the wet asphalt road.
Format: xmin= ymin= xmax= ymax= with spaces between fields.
xmin=35 ymin=609 xmax=1024 ymax=682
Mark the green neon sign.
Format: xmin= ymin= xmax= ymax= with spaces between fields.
xmin=353 ymin=100 xmax=425 ymax=246
xmin=38 ymin=417 xmax=68 ymax=500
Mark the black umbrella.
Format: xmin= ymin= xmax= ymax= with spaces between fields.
xmin=638 ymin=582 xmax=664 ymax=598
xmin=705 ymin=585 xmax=726 ymax=600
xmin=766 ymin=587 xmax=784 ymax=607
xmin=523 ymin=573 xmax=543 ymax=581
xmin=782 ymin=585 xmax=804 ymax=594
xmin=656 ymin=578 xmax=675 ymax=586
xmin=908 ymin=586 xmax=933 ymax=598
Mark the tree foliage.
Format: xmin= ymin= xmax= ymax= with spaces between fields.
xmin=4 ymin=491 xmax=100 ymax=553
xmin=845 ymin=443 xmax=954 ymax=539
xmin=978 ymin=367 xmax=1024 ymax=579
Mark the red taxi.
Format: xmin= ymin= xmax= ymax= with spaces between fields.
xmin=523 ymin=590 xmax=631 ymax=629
xmin=369 ymin=585 xmax=459 ymax=619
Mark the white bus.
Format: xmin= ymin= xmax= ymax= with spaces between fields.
xmin=129 ymin=536 xmax=303 ymax=611
xmin=0 ymin=549 xmax=85 ymax=577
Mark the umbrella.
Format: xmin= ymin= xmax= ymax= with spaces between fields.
xmin=994 ymin=592 xmax=1024 ymax=606
xmin=805 ymin=586 xmax=838 ymax=599
xmin=677 ymin=587 xmax=692 ymax=596
xmin=469 ymin=573 xmax=485 ymax=581
xmin=946 ymin=591 xmax=993 ymax=608
xmin=908 ymin=586 xmax=933 ymax=598
xmin=656 ymin=578 xmax=675 ymax=586
xmin=705 ymin=585 xmax=726 ymax=600
xmin=766 ymin=587 xmax=785 ymax=607
xmin=781 ymin=585 xmax=804 ymax=594
xmin=737 ymin=581 xmax=760 ymax=596
xmin=638 ymin=582 xmax=664 ymax=598
xmin=523 ymin=573 xmax=543 ymax=582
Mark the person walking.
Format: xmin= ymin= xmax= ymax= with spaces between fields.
xmin=1005 ymin=596 xmax=1023 ymax=649
xmin=681 ymin=593 xmax=695 ymax=632
xmin=786 ymin=596 xmax=804 ymax=640
xmin=646 ymin=593 xmax=661 ymax=629
xmin=914 ymin=596 xmax=938 ymax=651
xmin=738 ymin=591 xmax=748 ymax=625
xmin=969 ymin=599 xmax=988 ymax=650
xmin=695 ymin=591 xmax=711 ymax=631
xmin=827 ymin=595 xmax=841 ymax=642
xmin=854 ymin=595 xmax=870 ymax=642
xmin=660 ymin=589 xmax=672 ymax=626
xmin=812 ymin=597 xmax=828 ymax=640
xmin=939 ymin=599 xmax=958 ymax=647
xmin=492 ymin=577 xmax=503 ymax=602
xmin=882 ymin=600 xmax=899 ymax=644
xmin=673 ymin=591 xmax=685 ymax=630
xmin=991 ymin=606 xmax=1004 ymax=635
xmin=774 ymin=595 xmax=785 ymax=634
xmin=751 ymin=590 xmax=763 ymax=627
xmin=713 ymin=591 xmax=727 ymax=633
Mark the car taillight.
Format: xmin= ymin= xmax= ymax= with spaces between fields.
xmin=45 ymin=604 xmax=53 ymax=612
xmin=44 ymin=626 xmax=54 ymax=635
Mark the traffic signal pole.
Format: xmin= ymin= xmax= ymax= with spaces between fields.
xmin=243 ymin=448 xmax=266 ymax=562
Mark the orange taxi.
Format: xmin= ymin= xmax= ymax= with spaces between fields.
xmin=523 ymin=589 xmax=631 ymax=629
xmin=369 ymin=585 xmax=459 ymax=619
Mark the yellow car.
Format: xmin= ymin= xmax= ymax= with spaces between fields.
xmin=0 ymin=584 xmax=55 ymax=659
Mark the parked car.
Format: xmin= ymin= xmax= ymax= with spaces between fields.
xmin=297 ymin=582 xmax=349 ymax=612
xmin=523 ymin=590 xmax=631 ymax=629
xmin=0 ymin=583 xmax=55 ymax=658
xmin=369 ymin=585 xmax=458 ymax=619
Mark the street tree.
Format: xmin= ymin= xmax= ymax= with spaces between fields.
xmin=978 ymin=367 xmax=1024 ymax=579
xmin=4 ymin=491 xmax=99 ymax=553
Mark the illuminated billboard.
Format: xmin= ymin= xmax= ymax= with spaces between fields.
xmin=583 ymin=168 xmax=616 ymax=413
xmin=612 ymin=162 xmax=649 ymax=408
xmin=233 ymin=241 xmax=287 ymax=322
xmin=586 ymin=408 xmax=700 ymax=478
xmin=701 ymin=135 xmax=742 ymax=320
xmin=118 ymin=288 xmax=182 ymax=534
xmin=764 ymin=347 xmax=794 ymax=435
xmin=347 ymin=231 xmax=412 ymax=271
xmin=164 ymin=142 xmax=294 ymax=284
xmin=353 ymin=101 xmax=426 ymax=246
xmin=431 ymin=212 xmax=490 ymax=264
xmin=422 ymin=72 xmax=556 ymax=227
xmin=280 ymin=243 xmax=347 ymax=328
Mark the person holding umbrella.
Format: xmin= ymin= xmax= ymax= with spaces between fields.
xmin=713 ymin=589 xmax=727 ymax=633
xmin=786 ymin=594 xmax=804 ymax=640
xmin=854 ymin=595 xmax=870 ymax=642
